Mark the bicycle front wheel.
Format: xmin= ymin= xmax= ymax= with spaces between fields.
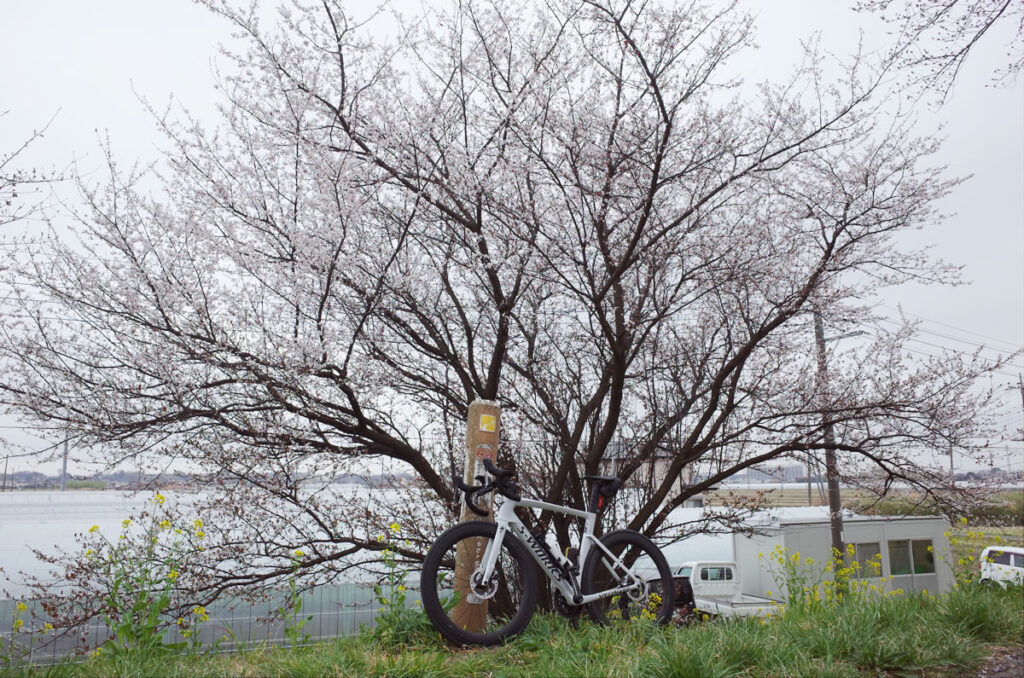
xmin=580 ymin=529 xmax=675 ymax=626
xmin=419 ymin=521 xmax=538 ymax=646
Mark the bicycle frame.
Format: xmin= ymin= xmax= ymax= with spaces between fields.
xmin=474 ymin=495 xmax=647 ymax=606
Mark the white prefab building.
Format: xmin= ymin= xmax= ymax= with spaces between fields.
xmin=660 ymin=508 xmax=954 ymax=599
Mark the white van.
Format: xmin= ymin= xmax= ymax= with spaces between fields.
xmin=979 ymin=545 xmax=1024 ymax=587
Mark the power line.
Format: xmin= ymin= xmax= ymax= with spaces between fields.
xmin=879 ymin=304 xmax=1022 ymax=350
xmin=903 ymin=335 xmax=1017 ymax=362
xmin=876 ymin=316 xmax=1020 ymax=354
xmin=896 ymin=345 xmax=1020 ymax=379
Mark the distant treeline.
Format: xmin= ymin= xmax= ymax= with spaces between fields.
xmin=849 ymin=491 xmax=1024 ymax=526
xmin=0 ymin=469 xmax=418 ymax=490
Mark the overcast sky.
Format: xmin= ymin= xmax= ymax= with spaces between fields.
xmin=1 ymin=1 xmax=1021 ymax=474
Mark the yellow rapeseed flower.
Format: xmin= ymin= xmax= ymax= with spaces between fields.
xmin=195 ymin=530 xmax=205 ymax=540
xmin=88 ymin=525 xmax=99 ymax=533
xmin=121 ymin=519 xmax=132 ymax=529
xmin=41 ymin=622 xmax=53 ymax=634
xmin=295 ymin=549 xmax=305 ymax=557
xmin=159 ymin=520 xmax=171 ymax=530
xmin=168 ymin=570 xmax=179 ymax=581
xmin=15 ymin=602 xmax=27 ymax=613
xmin=389 ymin=522 xmax=401 ymax=533
xmin=13 ymin=619 xmax=23 ymax=631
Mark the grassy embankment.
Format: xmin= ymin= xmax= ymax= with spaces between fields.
xmin=6 ymin=577 xmax=1022 ymax=678
xmin=4 ymin=490 xmax=1020 ymax=677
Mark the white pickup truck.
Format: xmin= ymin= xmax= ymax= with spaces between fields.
xmin=979 ymin=545 xmax=1024 ymax=587
xmin=670 ymin=561 xmax=781 ymax=618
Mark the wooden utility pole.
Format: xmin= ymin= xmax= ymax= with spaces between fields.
xmin=814 ymin=313 xmax=845 ymax=569
xmin=451 ymin=399 xmax=501 ymax=633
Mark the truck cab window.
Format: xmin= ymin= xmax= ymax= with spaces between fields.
xmin=700 ymin=567 xmax=733 ymax=581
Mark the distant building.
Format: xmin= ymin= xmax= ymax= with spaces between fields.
xmin=599 ymin=442 xmax=718 ymax=507
xmin=661 ymin=507 xmax=954 ymax=598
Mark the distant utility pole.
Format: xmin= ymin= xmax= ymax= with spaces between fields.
xmin=1018 ymin=375 xmax=1024 ymax=475
xmin=813 ymin=314 xmax=866 ymax=568
xmin=1018 ymin=374 xmax=1023 ymax=423
xmin=814 ymin=312 xmax=844 ymax=567
xmin=61 ymin=438 xmax=69 ymax=491
xmin=806 ymin=454 xmax=813 ymax=506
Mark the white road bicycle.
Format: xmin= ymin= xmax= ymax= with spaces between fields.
xmin=420 ymin=458 xmax=675 ymax=646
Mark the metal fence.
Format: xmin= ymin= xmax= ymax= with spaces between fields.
xmin=1 ymin=582 xmax=421 ymax=665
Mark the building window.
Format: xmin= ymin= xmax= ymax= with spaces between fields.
xmin=847 ymin=542 xmax=882 ymax=578
xmin=911 ymin=540 xmax=935 ymax=574
xmin=888 ymin=541 xmax=911 ymax=575
xmin=888 ymin=539 xmax=935 ymax=576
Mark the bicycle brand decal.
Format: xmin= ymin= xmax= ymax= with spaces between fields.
xmin=520 ymin=526 xmax=563 ymax=581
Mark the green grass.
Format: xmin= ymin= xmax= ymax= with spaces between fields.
xmin=7 ymin=582 xmax=1021 ymax=678
xmin=62 ymin=480 xmax=107 ymax=490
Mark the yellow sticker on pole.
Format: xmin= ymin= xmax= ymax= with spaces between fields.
xmin=479 ymin=414 xmax=496 ymax=433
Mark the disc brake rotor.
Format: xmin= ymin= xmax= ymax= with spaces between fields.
xmin=471 ymin=570 xmax=498 ymax=599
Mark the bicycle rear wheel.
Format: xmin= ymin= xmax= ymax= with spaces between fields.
xmin=419 ymin=521 xmax=538 ymax=646
xmin=580 ymin=529 xmax=675 ymax=626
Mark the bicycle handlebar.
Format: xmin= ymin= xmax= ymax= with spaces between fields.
xmin=454 ymin=474 xmax=492 ymax=516
xmin=455 ymin=459 xmax=521 ymax=516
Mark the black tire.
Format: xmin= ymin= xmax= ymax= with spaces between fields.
xmin=419 ymin=521 xmax=538 ymax=646
xmin=580 ymin=529 xmax=676 ymax=626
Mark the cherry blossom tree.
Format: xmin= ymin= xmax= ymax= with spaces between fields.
xmin=1 ymin=113 xmax=54 ymax=230
xmin=857 ymin=0 xmax=1023 ymax=102
xmin=0 ymin=0 xmax=1014 ymax=629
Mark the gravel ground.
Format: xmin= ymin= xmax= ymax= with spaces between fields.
xmin=969 ymin=645 xmax=1024 ymax=678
